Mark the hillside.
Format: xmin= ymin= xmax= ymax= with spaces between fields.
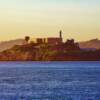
xmin=0 ymin=39 xmax=24 ymax=52
xmin=79 ymin=39 xmax=100 ymax=49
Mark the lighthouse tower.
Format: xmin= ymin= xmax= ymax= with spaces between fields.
xmin=59 ymin=30 xmax=63 ymax=43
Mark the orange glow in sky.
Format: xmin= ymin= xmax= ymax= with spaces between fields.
xmin=0 ymin=0 xmax=100 ymax=41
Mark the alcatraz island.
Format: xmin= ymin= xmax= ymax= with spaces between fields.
xmin=0 ymin=30 xmax=100 ymax=61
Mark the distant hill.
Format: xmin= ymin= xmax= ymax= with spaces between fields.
xmin=79 ymin=39 xmax=100 ymax=50
xmin=0 ymin=39 xmax=24 ymax=52
xmin=0 ymin=38 xmax=100 ymax=52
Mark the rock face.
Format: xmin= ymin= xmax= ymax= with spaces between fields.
xmin=79 ymin=39 xmax=100 ymax=50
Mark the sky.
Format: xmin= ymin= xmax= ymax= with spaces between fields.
xmin=0 ymin=0 xmax=100 ymax=41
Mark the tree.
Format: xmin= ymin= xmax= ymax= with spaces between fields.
xmin=25 ymin=36 xmax=30 ymax=42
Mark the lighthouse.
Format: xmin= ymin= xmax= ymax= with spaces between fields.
xmin=59 ymin=30 xmax=63 ymax=43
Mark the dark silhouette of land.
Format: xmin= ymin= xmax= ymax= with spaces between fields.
xmin=0 ymin=31 xmax=100 ymax=61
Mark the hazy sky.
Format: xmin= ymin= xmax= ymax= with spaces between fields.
xmin=0 ymin=0 xmax=100 ymax=41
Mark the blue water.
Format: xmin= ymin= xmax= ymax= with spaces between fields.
xmin=0 ymin=62 xmax=100 ymax=100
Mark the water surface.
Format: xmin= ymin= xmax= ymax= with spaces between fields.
xmin=0 ymin=61 xmax=100 ymax=100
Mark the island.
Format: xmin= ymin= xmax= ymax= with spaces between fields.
xmin=0 ymin=31 xmax=100 ymax=61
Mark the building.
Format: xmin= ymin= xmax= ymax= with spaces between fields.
xmin=30 ymin=30 xmax=63 ymax=45
xmin=45 ymin=37 xmax=62 ymax=45
xmin=45 ymin=30 xmax=63 ymax=44
xmin=30 ymin=38 xmax=45 ymax=44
